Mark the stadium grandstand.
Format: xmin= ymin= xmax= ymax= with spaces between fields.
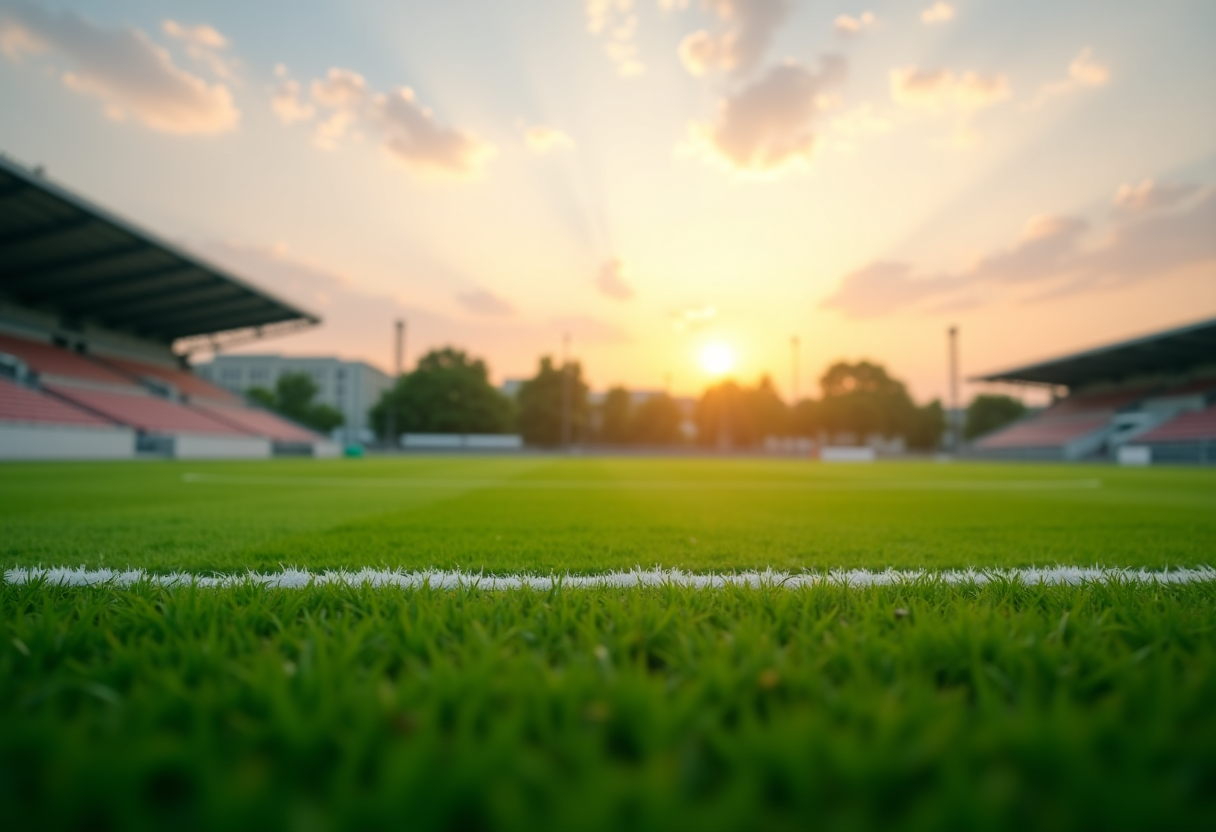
xmin=0 ymin=154 xmax=337 ymax=460
xmin=970 ymin=317 xmax=1216 ymax=464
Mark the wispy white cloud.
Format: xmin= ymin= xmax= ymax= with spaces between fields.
xmin=302 ymin=66 xmax=494 ymax=176
xmin=1112 ymin=179 xmax=1198 ymax=215
xmin=890 ymin=66 xmax=1010 ymax=112
xmin=596 ymin=258 xmax=635 ymax=300
xmin=1026 ymin=49 xmax=1110 ymax=109
xmin=822 ymin=185 xmax=1216 ymax=317
xmin=522 ymin=123 xmax=575 ymax=153
xmin=890 ymin=65 xmax=1010 ymax=146
xmin=834 ymin=11 xmax=876 ymax=37
xmin=0 ymin=3 xmax=238 ymax=134
xmin=162 ymin=19 xmax=237 ymax=82
xmin=685 ymin=56 xmax=847 ymax=175
xmin=270 ymin=64 xmax=313 ymax=124
xmin=585 ymin=0 xmax=644 ymax=77
xmin=670 ymin=304 xmax=717 ymax=332
xmin=920 ymin=2 xmax=954 ymax=24
xmin=678 ymin=0 xmax=790 ymax=76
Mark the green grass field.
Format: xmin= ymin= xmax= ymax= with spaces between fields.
xmin=3 ymin=458 xmax=1215 ymax=830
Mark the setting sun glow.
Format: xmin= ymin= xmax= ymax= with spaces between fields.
xmin=700 ymin=342 xmax=736 ymax=377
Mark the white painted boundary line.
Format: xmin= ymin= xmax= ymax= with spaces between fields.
xmin=5 ymin=566 xmax=1214 ymax=589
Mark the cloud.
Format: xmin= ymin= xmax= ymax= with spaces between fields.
xmin=685 ymin=56 xmax=847 ymax=174
xmin=270 ymin=64 xmax=314 ymax=123
xmin=1027 ymin=49 xmax=1110 ymax=109
xmin=162 ymin=20 xmax=226 ymax=50
xmin=162 ymin=19 xmax=237 ymax=82
xmin=301 ymin=66 xmax=494 ymax=176
xmin=818 ymin=262 xmax=944 ymax=317
xmin=596 ymin=259 xmax=635 ymax=300
xmin=0 ymin=3 xmax=238 ymax=134
xmin=523 ymin=123 xmax=575 ymax=153
xmin=890 ymin=66 xmax=1011 ymax=112
xmin=920 ymin=2 xmax=954 ymax=24
xmin=1113 ymin=179 xmax=1198 ymax=214
xmin=457 ymin=288 xmax=515 ymax=316
xmin=890 ymin=65 xmax=1010 ymax=145
xmin=1068 ymin=49 xmax=1109 ymax=86
xmin=821 ymin=185 xmax=1216 ymax=317
xmin=549 ymin=315 xmax=629 ymax=343
xmin=678 ymin=0 xmax=790 ymax=76
xmin=585 ymin=0 xmax=644 ymax=77
xmin=834 ymin=12 xmax=876 ymax=37
xmin=670 ymin=304 xmax=717 ymax=332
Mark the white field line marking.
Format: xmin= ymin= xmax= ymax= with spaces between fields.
xmin=5 ymin=565 xmax=1212 ymax=589
xmin=181 ymin=473 xmax=1103 ymax=492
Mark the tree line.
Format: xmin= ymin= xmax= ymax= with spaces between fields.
xmin=367 ymin=346 xmax=1027 ymax=449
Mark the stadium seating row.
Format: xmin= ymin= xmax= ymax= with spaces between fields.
xmin=972 ymin=380 xmax=1216 ymax=461
xmin=0 ymin=332 xmax=334 ymax=458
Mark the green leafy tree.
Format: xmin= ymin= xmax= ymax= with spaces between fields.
xmin=906 ymin=400 xmax=947 ymax=450
xmin=246 ymin=387 xmax=275 ymax=410
xmin=516 ymin=357 xmax=590 ymax=446
xmin=816 ymin=360 xmax=917 ymax=441
xmin=629 ymin=393 xmax=685 ymax=444
xmin=789 ymin=398 xmax=821 ymax=437
xmin=965 ymin=394 xmax=1027 ymax=440
xmin=695 ymin=377 xmax=789 ymax=448
xmin=248 ymin=372 xmax=344 ymax=434
xmin=370 ymin=347 xmax=512 ymax=438
xmin=597 ymin=387 xmax=632 ymax=444
xmin=789 ymin=361 xmax=944 ymax=450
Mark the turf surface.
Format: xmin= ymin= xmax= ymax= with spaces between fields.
xmin=2 ymin=458 xmax=1215 ymax=830
xmin=2 ymin=457 xmax=1214 ymax=572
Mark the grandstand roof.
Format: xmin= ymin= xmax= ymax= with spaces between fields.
xmin=0 ymin=155 xmax=319 ymax=345
xmin=972 ymin=317 xmax=1216 ymax=388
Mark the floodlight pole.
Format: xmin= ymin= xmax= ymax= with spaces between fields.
xmin=560 ymin=333 xmax=571 ymax=449
xmin=948 ymin=325 xmax=959 ymax=453
xmin=386 ymin=319 xmax=403 ymax=451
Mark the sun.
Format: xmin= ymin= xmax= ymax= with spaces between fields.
xmin=700 ymin=342 xmax=735 ymax=376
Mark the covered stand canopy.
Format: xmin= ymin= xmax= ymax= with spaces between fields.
xmin=972 ymin=317 xmax=1216 ymax=389
xmin=0 ymin=155 xmax=318 ymax=348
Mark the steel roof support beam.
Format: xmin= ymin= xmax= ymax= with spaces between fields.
xmin=0 ymin=241 xmax=147 ymax=288
xmin=0 ymin=214 xmax=94 ymax=248
xmin=97 ymin=281 xmax=246 ymax=321
xmin=149 ymin=308 xmax=300 ymax=341
xmin=16 ymin=262 xmax=197 ymax=305
xmin=138 ymin=296 xmax=284 ymax=331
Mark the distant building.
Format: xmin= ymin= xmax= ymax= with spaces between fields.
xmin=196 ymin=355 xmax=391 ymax=446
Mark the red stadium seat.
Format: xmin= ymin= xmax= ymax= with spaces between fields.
xmin=1134 ymin=405 xmax=1216 ymax=444
xmin=98 ymin=355 xmax=242 ymax=403
xmin=974 ymin=415 xmax=1108 ymax=450
xmin=45 ymin=384 xmax=250 ymax=436
xmin=0 ymin=377 xmax=114 ymax=427
xmin=0 ymin=333 xmax=138 ymax=387
xmin=193 ymin=401 xmax=323 ymax=443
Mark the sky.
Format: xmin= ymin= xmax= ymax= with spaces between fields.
xmin=2 ymin=0 xmax=1214 ymax=404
